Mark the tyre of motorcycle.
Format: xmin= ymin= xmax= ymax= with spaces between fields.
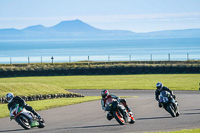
xmin=128 ymin=113 xmax=135 ymax=124
xmin=119 ymin=105 xmax=128 ymax=123
xmin=38 ymin=118 xmax=45 ymax=128
xmin=171 ymin=101 xmax=180 ymax=117
xmin=175 ymin=103 xmax=180 ymax=117
xmin=110 ymin=101 xmax=126 ymax=125
xmin=15 ymin=114 xmax=31 ymax=129
xmin=113 ymin=110 xmax=125 ymax=125
xmin=176 ymin=111 xmax=180 ymax=117
xmin=113 ymin=105 xmax=127 ymax=125
xmin=129 ymin=119 xmax=135 ymax=124
xmin=166 ymin=103 xmax=176 ymax=117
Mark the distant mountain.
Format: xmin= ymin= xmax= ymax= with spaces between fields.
xmin=0 ymin=19 xmax=200 ymax=40
xmin=23 ymin=25 xmax=47 ymax=32
xmin=50 ymin=20 xmax=101 ymax=32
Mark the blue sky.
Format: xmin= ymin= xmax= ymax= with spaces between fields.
xmin=0 ymin=0 xmax=200 ymax=32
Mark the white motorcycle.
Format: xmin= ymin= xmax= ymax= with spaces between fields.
xmin=10 ymin=104 xmax=45 ymax=129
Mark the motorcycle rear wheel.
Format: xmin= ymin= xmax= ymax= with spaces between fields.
xmin=176 ymin=112 xmax=180 ymax=117
xmin=129 ymin=113 xmax=135 ymax=124
xmin=38 ymin=118 xmax=45 ymax=128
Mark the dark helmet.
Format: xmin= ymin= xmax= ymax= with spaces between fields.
xmin=156 ymin=82 xmax=163 ymax=90
xmin=6 ymin=93 xmax=14 ymax=103
xmin=101 ymin=90 xmax=109 ymax=98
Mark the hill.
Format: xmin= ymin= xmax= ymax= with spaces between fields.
xmin=0 ymin=19 xmax=200 ymax=40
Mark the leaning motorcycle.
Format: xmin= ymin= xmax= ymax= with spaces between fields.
xmin=159 ymin=91 xmax=180 ymax=117
xmin=107 ymin=99 xmax=135 ymax=125
xmin=10 ymin=104 xmax=45 ymax=129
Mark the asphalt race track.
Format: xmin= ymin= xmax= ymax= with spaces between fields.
xmin=0 ymin=90 xmax=200 ymax=133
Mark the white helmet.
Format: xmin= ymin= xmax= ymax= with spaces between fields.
xmin=6 ymin=93 xmax=14 ymax=103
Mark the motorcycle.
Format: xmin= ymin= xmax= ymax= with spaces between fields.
xmin=159 ymin=91 xmax=180 ymax=117
xmin=10 ymin=104 xmax=45 ymax=129
xmin=106 ymin=99 xmax=135 ymax=125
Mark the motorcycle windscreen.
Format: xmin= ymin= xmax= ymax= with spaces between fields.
xmin=160 ymin=91 xmax=170 ymax=103
xmin=160 ymin=91 xmax=170 ymax=97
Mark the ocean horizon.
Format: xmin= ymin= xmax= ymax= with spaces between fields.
xmin=0 ymin=38 xmax=200 ymax=64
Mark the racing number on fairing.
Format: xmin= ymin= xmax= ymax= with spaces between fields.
xmin=163 ymin=97 xmax=168 ymax=103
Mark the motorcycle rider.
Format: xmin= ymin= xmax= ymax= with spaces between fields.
xmin=101 ymin=89 xmax=132 ymax=120
xmin=6 ymin=93 xmax=41 ymax=124
xmin=155 ymin=82 xmax=176 ymax=108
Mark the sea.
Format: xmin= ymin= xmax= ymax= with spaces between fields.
xmin=0 ymin=38 xmax=200 ymax=64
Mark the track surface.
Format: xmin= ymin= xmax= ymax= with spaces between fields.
xmin=0 ymin=90 xmax=200 ymax=133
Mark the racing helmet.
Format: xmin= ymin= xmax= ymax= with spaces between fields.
xmin=6 ymin=93 xmax=14 ymax=103
xmin=156 ymin=82 xmax=163 ymax=90
xmin=101 ymin=90 xmax=109 ymax=98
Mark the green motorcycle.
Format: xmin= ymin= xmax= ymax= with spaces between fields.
xmin=10 ymin=104 xmax=45 ymax=129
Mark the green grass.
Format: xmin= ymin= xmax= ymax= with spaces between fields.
xmin=0 ymin=96 xmax=101 ymax=118
xmin=150 ymin=128 xmax=200 ymax=133
xmin=0 ymin=83 xmax=71 ymax=98
xmin=0 ymin=74 xmax=199 ymax=97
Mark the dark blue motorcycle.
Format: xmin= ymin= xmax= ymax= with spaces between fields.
xmin=159 ymin=91 xmax=180 ymax=117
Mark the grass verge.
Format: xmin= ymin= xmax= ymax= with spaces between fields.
xmin=0 ymin=74 xmax=199 ymax=93
xmin=149 ymin=128 xmax=200 ymax=133
xmin=0 ymin=96 xmax=101 ymax=118
xmin=0 ymin=83 xmax=71 ymax=98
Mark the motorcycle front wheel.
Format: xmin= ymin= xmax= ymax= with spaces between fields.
xmin=113 ymin=110 xmax=125 ymax=125
xmin=15 ymin=114 xmax=31 ymax=129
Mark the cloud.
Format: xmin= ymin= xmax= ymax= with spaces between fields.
xmin=82 ymin=12 xmax=200 ymax=22
xmin=1 ymin=12 xmax=200 ymax=22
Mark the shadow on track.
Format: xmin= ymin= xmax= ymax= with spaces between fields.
xmin=73 ymin=124 xmax=120 ymax=128
xmin=182 ymin=112 xmax=200 ymax=115
xmin=73 ymin=124 xmax=120 ymax=129
xmin=0 ymin=129 xmax=24 ymax=133
xmin=136 ymin=116 xmax=171 ymax=120
xmin=181 ymin=108 xmax=200 ymax=115
xmin=184 ymin=108 xmax=200 ymax=111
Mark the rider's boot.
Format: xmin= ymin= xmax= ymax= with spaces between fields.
xmin=107 ymin=111 xmax=113 ymax=120
xmin=25 ymin=105 xmax=41 ymax=119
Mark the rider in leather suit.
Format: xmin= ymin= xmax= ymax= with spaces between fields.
xmin=6 ymin=93 xmax=40 ymax=118
xmin=101 ymin=90 xmax=132 ymax=120
xmin=155 ymin=82 xmax=176 ymax=107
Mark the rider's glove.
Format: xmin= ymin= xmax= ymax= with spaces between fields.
xmin=172 ymin=95 xmax=176 ymax=99
xmin=117 ymin=98 xmax=120 ymax=103
xmin=10 ymin=116 xmax=14 ymax=120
